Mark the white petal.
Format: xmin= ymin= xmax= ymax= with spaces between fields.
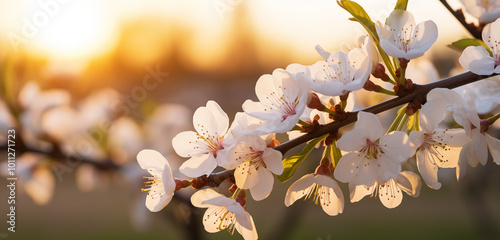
xmin=235 ymin=160 xmax=259 ymax=189
xmin=315 ymin=45 xmax=331 ymax=61
xmin=236 ymin=213 xmax=258 ymax=240
xmin=396 ymin=171 xmax=421 ymax=197
xmin=227 ymin=203 xmax=252 ymax=230
xmin=352 ymin=157 xmax=378 ymax=187
xmin=284 ymin=174 xmax=315 ymax=206
xmin=262 ymin=148 xmax=283 ymax=175
xmin=380 ymin=38 xmax=408 ymax=58
xmin=459 ymin=46 xmax=496 ymax=75
xmin=191 ymin=189 xmax=228 ymax=208
xmin=334 ymin=152 xmax=361 ymax=183
xmin=378 ymin=179 xmax=403 ymax=209
xmin=337 ymin=111 xmax=382 ymax=151
xmin=25 ymin=167 xmax=55 ymax=205
xmin=411 ymin=20 xmax=438 ymax=53
xmin=202 ymin=206 xmax=225 ymax=233
xmin=433 ymin=128 xmax=470 ymax=147
xmin=380 ymin=131 xmax=411 ymax=163
xmin=249 ymin=168 xmax=274 ymax=201
xmin=409 ymin=130 xmax=425 ymax=155
xmin=137 ymin=149 xmax=169 ymax=171
xmin=145 ymin=189 xmax=173 ymax=212
xmin=349 ymin=183 xmax=372 ymax=203
xmin=416 ymin=150 xmax=441 ymax=189
xmin=426 ymin=88 xmax=462 ymax=106
xmin=473 ymin=130 xmax=488 ymax=166
xmin=242 ymin=100 xmax=278 ymax=120
xmin=420 ymin=99 xmax=447 ymax=133
xmin=172 ymin=131 xmax=209 ymax=158
xmin=314 ymin=175 xmax=344 ymax=216
xmin=193 ymin=101 xmax=228 ymax=139
xmin=486 ymin=133 xmax=500 ymax=165
xmin=179 ymin=154 xmax=217 ymax=177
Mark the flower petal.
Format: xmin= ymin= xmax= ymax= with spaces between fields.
xmin=262 ymin=148 xmax=284 ymax=175
xmin=172 ymin=131 xmax=208 ymax=158
xmin=420 ymin=99 xmax=447 ymax=133
xmin=337 ymin=111 xmax=382 ymax=151
xmin=137 ymin=149 xmax=169 ymax=171
xmin=473 ymin=130 xmax=488 ymax=166
xmin=249 ymin=168 xmax=274 ymax=201
xmin=416 ymin=150 xmax=441 ymax=189
xmin=284 ymin=174 xmax=315 ymax=206
xmin=396 ymin=171 xmax=421 ymax=197
xmin=378 ymin=179 xmax=403 ymax=209
xmin=235 ymin=160 xmax=259 ymax=189
xmin=236 ymin=213 xmax=258 ymax=240
xmin=179 ymin=154 xmax=217 ymax=177
xmin=334 ymin=152 xmax=361 ymax=183
xmin=486 ymin=133 xmax=500 ymax=165
xmin=380 ymin=130 xmax=411 ymax=163
xmin=349 ymin=183 xmax=372 ymax=203
xmin=459 ymin=46 xmax=495 ymax=75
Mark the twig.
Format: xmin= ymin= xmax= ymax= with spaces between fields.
xmin=439 ymin=0 xmax=482 ymax=39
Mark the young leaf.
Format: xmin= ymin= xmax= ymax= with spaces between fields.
xmin=337 ymin=0 xmax=379 ymax=41
xmin=451 ymin=38 xmax=492 ymax=56
xmin=394 ymin=0 xmax=408 ymax=10
xmin=277 ymin=134 xmax=328 ymax=183
xmin=406 ymin=110 xmax=420 ymax=134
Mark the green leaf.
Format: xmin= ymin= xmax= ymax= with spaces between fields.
xmin=394 ymin=0 xmax=408 ymax=10
xmin=451 ymin=38 xmax=492 ymax=56
xmin=338 ymin=0 xmax=379 ymax=41
xmin=277 ymin=134 xmax=328 ymax=183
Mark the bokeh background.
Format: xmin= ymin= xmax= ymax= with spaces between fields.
xmin=0 ymin=0 xmax=500 ymax=239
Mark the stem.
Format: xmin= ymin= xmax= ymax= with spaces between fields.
xmin=487 ymin=112 xmax=500 ymax=125
xmin=377 ymin=88 xmax=397 ymax=96
xmin=387 ymin=107 xmax=406 ymax=133
xmin=399 ymin=65 xmax=406 ymax=86
xmin=331 ymin=141 xmax=342 ymax=168
xmin=299 ymin=119 xmax=311 ymax=127
xmin=231 ymin=188 xmax=241 ymax=199
xmin=397 ymin=114 xmax=409 ymax=131
xmin=341 ymin=100 xmax=347 ymax=111
xmin=376 ymin=42 xmax=398 ymax=83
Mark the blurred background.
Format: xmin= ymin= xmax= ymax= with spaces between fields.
xmin=0 ymin=0 xmax=499 ymax=239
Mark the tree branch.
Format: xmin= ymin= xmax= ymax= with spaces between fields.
xmin=274 ymin=71 xmax=493 ymax=155
xmin=439 ymin=0 xmax=482 ymax=39
xmin=0 ymin=72 xmax=494 ymax=188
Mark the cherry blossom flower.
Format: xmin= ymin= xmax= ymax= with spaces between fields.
xmin=284 ymin=174 xmax=344 ymax=216
xmin=459 ymin=18 xmax=500 ymax=75
xmin=225 ymin=135 xmax=283 ymax=201
xmin=409 ymin=95 xmax=470 ymax=189
xmin=1 ymin=153 xmax=55 ymax=205
xmin=242 ymin=68 xmax=309 ymax=134
xmin=334 ymin=111 xmax=411 ymax=187
xmin=461 ymin=0 xmax=500 ymax=23
xmin=191 ymin=189 xmax=258 ymax=240
xmin=137 ymin=149 xmax=175 ymax=212
xmin=308 ymin=45 xmax=372 ymax=96
xmin=350 ymin=171 xmax=421 ymax=209
xmin=172 ymin=100 xmax=230 ymax=177
xmin=458 ymin=90 xmax=500 ymax=167
xmin=376 ymin=10 xmax=438 ymax=60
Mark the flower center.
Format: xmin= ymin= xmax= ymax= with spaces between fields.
xmin=369 ymin=179 xmax=400 ymax=201
xmin=421 ymin=132 xmax=451 ymax=166
xmin=205 ymin=206 xmax=237 ymax=234
xmin=192 ymin=132 xmax=224 ymax=158
xmin=360 ymin=139 xmax=383 ymax=159
xmin=391 ymin=23 xmax=417 ymax=53
xmin=141 ymin=170 xmax=165 ymax=199
xmin=264 ymin=90 xmax=298 ymax=122
xmin=320 ymin=60 xmax=356 ymax=85
xmin=238 ymin=147 xmax=265 ymax=174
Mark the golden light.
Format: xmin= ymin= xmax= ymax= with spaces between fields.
xmin=29 ymin=1 xmax=118 ymax=64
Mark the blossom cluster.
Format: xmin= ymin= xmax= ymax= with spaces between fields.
xmin=134 ymin=1 xmax=500 ymax=239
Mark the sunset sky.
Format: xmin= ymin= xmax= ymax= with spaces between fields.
xmin=0 ymin=0 xmax=469 ymax=69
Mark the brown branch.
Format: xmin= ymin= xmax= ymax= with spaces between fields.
xmin=439 ymin=0 xmax=483 ymax=39
xmin=0 ymin=72 xmax=494 ymax=188
xmin=274 ymin=71 xmax=493 ymax=155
